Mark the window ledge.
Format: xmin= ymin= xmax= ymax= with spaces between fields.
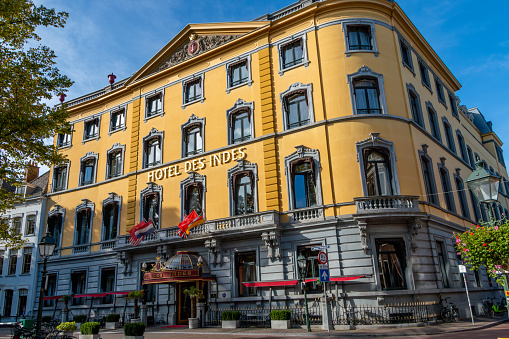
xmin=345 ymin=49 xmax=379 ymax=57
xmin=438 ymin=97 xmax=447 ymax=109
xmin=181 ymin=98 xmax=204 ymax=109
xmin=421 ymin=81 xmax=433 ymax=95
xmin=226 ymin=80 xmax=252 ymax=94
xmin=278 ymin=60 xmax=309 ymax=76
xmin=19 ymin=273 xmax=30 ymax=276
xmin=402 ymin=62 xmax=415 ymax=76
xmin=144 ymin=111 xmax=165 ymax=123
xmin=82 ymin=136 xmax=99 ymax=145
xmin=108 ymin=126 xmax=126 ymax=136
xmin=57 ymin=143 xmax=72 ymax=150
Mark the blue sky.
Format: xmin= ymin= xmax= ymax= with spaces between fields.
xmin=36 ymin=0 xmax=508 ymax=156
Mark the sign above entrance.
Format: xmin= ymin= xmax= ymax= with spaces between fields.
xmin=147 ymin=146 xmax=247 ymax=182
xmin=312 ymin=245 xmax=329 ymax=251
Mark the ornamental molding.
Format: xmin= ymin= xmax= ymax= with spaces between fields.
xmin=154 ymin=35 xmax=241 ymax=74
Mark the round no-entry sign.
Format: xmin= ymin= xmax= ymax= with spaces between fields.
xmin=318 ymin=251 xmax=328 ymax=264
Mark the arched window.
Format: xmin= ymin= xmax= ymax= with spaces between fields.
xmin=75 ymin=209 xmax=91 ymax=245
xmin=227 ymin=160 xmax=258 ymax=216
xmin=290 ymin=158 xmax=317 ymax=209
xmin=184 ymin=125 xmax=203 ymax=156
xmin=143 ymin=194 xmax=160 ymax=227
xmin=102 ymin=203 xmax=119 ymax=241
xmin=353 ymin=78 xmax=381 ymax=114
xmin=280 ymin=83 xmax=314 ymax=131
xmin=184 ymin=183 xmax=203 ymax=216
xmin=363 ymin=148 xmax=394 ymax=196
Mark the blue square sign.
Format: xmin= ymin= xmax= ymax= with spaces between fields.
xmin=319 ymin=268 xmax=330 ymax=282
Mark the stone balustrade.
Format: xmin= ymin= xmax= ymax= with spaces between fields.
xmin=355 ymin=195 xmax=420 ymax=214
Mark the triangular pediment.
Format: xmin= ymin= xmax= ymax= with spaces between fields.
xmin=127 ymin=21 xmax=268 ymax=85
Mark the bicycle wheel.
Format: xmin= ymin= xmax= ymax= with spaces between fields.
xmin=441 ymin=308 xmax=452 ymax=323
xmin=451 ymin=307 xmax=459 ymax=322
xmin=482 ymin=305 xmax=491 ymax=316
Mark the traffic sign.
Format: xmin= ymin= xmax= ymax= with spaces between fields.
xmin=319 ymin=263 xmax=328 ymax=269
xmin=458 ymin=265 xmax=467 ymax=274
xmin=319 ymin=268 xmax=330 ymax=282
xmin=312 ymin=245 xmax=330 ymax=251
xmin=318 ymin=251 xmax=328 ymax=265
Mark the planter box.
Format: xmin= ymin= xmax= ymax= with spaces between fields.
xmin=62 ymin=331 xmax=75 ymax=337
xmin=222 ymin=320 xmax=240 ymax=329
xmin=188 ymin=318 xmax=200 ymax=329
xmin=130 ymin=318 xmax=141 ymax=323
xmin=78 ymin=335 xmax=100 ymax=339
xmin=105 ymin=322 xmax=120 ymax=329
xmin=124 ymin=336 xmax=144 ymax=339
xmin=75 ymin=323 xmax=82 ymax=330
xmin=271 ymin=319 xmax=291 ymax=329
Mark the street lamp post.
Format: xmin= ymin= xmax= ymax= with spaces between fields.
xmin=465 ymin=161 xmax=509 ymax=311
xmin=297 ymin=253 xmax=311 ymax=332
xmin=36 ymin=232 xmax=56 ymax=334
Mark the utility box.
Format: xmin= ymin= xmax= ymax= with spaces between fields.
xmin=21 ymin=319 xmax=34 ymax=329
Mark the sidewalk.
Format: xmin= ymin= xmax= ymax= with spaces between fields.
xmin=98 ymin=316 xmax=508 ymax=337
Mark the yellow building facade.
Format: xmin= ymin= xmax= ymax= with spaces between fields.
xmin=39 ymin=0 xmax=508 ymax=326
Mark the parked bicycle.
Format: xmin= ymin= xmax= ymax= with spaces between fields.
xmin=482 ymin=296 xmax=507 ymax=317
xmin=439 ymin=296 xmax=459 ymax=323
xmin=11 ymin=320 xmax=74 ymax=339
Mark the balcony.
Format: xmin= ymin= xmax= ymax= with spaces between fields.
xmin=287 ymin=206 xmax=324 ymax=223
xmin=355 ymin=195 xmax=420 ymax=215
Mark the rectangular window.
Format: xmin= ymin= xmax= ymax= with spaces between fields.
xmin=17 ymin=289 xmax=28 ymax=316
xmin=228 ymin=60 xmax=249 ymax=88
xmin=0 ymin=250 xmax=4 ymax=276
xmin=184 ymin=79 xmax=202 ymax=104
xmin=108 ymin=151 xmax=122 ymax=178
xmin=53 ymin=166 xmax=67 ymax=192
xmin=297 ymin=246 xmax=323 ymax=292
xmin=347 ymin=25 xmax=372 ymax=50
xmin=145 ymin=137 xmax=161 ymax=167
xmin=428 ymin=109 xmax=441 ymax=141
xmin=100 ymin=268 xmax=115 ymax=304
xmin=293 ymin=160 xmax=317 ymax=209
xmin=436 ymin=241 xmax=450 ymax=288
xmin=3 ymin=290 xmax=13 ymax=317
xmin=376 ymin=239 xmax=407 ymax=290
xmin=421 ymin=156 xmax=438 ymax=205
xmin=236 ymin=252 xmax=257 ymax=297
xmin=419 ymin=61 xmax=431 ymax=88
xmin=25 ymin=215 xmax=36 ymax=235
xmin=281 ymin=38 xmax=304 ymax=69
xmin=146 ymin=94 xmax=162 ymax=117
xmin=440 ymin=169 xmax=455 ymax=212
xmin=57 ymin=130 xmax=72 ymax=147
xmin=80 ymin=159 xmax=95 ymax=186
xmin=455 ymin=178 xmax=470 ymax=219
xmin=76 ymin=210 xmax=91 ymax=245
xmin=12 ymin=217 xmax=22 ymax=234
xmin=435 ymin=79 xmax=446 ymax=104
xmin=444 ymin=123 xmax=456 ymax=154
xmin=21 ymin=247 xmax=32 ymax=274
xmin=44 ymin=274 xmax=57 ymax=307
xmin=71 ymin=271 xmax=87 ymax=305
xmin=84 ymin=118 xmax=99 ymax=140
xmin=8 ymin=250 xmax=17 ymax=275
xmin=110 ymin=109 xmax=125 ymax=131
xmin=399 ymin=40 xmax=413 ymax=70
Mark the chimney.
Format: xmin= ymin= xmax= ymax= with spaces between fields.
xmin=25 ymin=161 xmax=39 ymax=183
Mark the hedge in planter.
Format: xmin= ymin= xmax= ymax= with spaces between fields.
xmin=221 ymin=311 xmax=241 ymax=321
xmin=57 ymin=322 xmax=77 ymax=332
xmin=105 ymin=314 xmax=120 ymax=322
xmin=73 ymin=315 xmax=87 ymax=323
xmin=124 ymin=322 xmax=145 ymax=336
xmin=270 ymin=310 xmax=291 ymax=320
xmin=80 ymin=322 xmax=100 ymax=335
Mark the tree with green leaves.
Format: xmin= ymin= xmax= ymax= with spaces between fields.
xmin=0 ymin=0 xmax=72 ymax=248
xmin=183 ymin=286 xmax=204 ymax=319
xmin=455 ymin=220 xmax=509 ymax=283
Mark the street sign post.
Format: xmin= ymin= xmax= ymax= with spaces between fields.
xmin=318 ymin=251 xmax=328 ymax=265
xmin=319 ymin=268 xmax=330 ymax=282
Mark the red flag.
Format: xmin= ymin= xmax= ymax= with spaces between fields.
xmin=178 ymin=210 xmax=198 ymax=238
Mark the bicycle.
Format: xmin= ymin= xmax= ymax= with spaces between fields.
xmin=439 ymin=296 xmax=459 ymax=323
xmin=482 ymin=296 xmax=507 ymax=317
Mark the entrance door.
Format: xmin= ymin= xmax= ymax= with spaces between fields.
xmin=178 ymin=282 xmax=196 ymax=325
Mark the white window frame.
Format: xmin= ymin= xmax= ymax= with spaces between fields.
xmin=142 ymin=128 xmax=164 ymax=169
xmin=109 ymin=106 xmax=127 ymax=135
xmin=280 ymin=82 xmax=314 ymax=131
xmin=226 ymin=99 xmax=254 ymax=145
xmin=144 ymin=91 xmax=164 ymax=122
xmin=57 ymin=124 xmax=73 ymax=149
xmin=342 ymin=19 xmax=379 ymax=57
xmin=82 ymin=116 xmax=101 ymax=144
xmin=52 ymin=162 xmax=70 ymax=193
xmin=227 ymin=160 xmax=259 ymax=216
xmin=73 ymin=199 xmax=94 ymax=247
xmin=277 ymin=34 xmax=309 ymax=75
xmin=181 ymin=114 xmax=205 ymax=158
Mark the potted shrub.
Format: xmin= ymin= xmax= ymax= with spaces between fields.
xmin=73 ymin=315 xmax=87 ymax=330
xmin=79 ymin=322 xmax=100 ymax=339
xmin=105 ymin=314 xmax=121 ymax=329
xmin=57 ymin=321 xmax=77 ymax=337
xmin=221 ymin=311 xmax=241 ymax=329
xmin=270 ymin=310 xmax=291 ymax=329
xmin=124 ymin=322 xmax=145 ymax=339
xmin=183 ymin=286 xmax=204 ymax=329
xmin=61 ymin=295 xmax=73 ymax=322
xmin=126 ymin=291 xmax=144 ymax=322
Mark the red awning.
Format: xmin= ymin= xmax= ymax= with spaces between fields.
xmin=43 ymin=296 xmax=63 ymax=301
xmin=330 ymin=275 xmax=365 ymax=282
xmin=74 ymin=293 xmax=108 ymax=298
xmin=243 ymin=276 xmax=365 ymax=287
xmin=107 ymin=291 xmax=131 ymax=295
xmin=243 ymin=280 xmax=298 ymax=287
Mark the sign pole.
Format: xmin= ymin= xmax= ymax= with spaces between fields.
xmin=459 ymin=265 xmax=474 ymax=325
